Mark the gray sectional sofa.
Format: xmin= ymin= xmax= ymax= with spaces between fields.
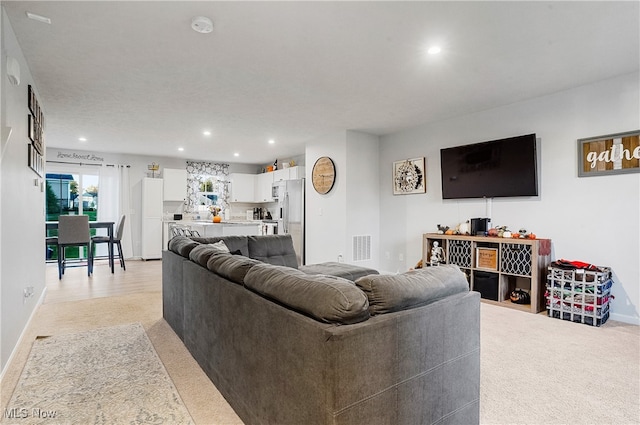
xmin=163 ymin=234 xmax=480 ymax=425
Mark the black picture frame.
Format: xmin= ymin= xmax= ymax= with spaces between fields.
xmin=28 ymin=143 xmax=43 ymax=177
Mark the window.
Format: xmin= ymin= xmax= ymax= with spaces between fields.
xmin=45 ymin=165 xmax=100 ymax=260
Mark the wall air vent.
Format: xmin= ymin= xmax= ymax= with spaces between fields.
xmin=352 ymin=235 xmax=371 ymax=262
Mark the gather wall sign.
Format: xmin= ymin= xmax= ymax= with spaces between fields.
xmin=578 ymin=130 xmax=640 ymax=177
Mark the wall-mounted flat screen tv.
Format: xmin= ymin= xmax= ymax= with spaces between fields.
xmin=440 ymin=133 xmax=538 ymax=199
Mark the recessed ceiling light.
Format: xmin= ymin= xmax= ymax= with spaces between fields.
xmin=427 ymin=46 xmax=442 ymax=55
xmin=178 ymin=147 xmax=184 ymax=152
xmin=26 ymin=12 xmax=51 ymax=24
xmin=234 ymin=153 xmax=240 ymax=157
xmin=78 ymin=137 xmax=87 ymax=142
xmin=203 ymin=130 xmax=211 ymax=136
xmin=268 ymin=139 xmax=275 ymax=145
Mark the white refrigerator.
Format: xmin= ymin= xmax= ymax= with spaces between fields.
xmin=272 ymin=178 xmax=305 ymax=266
xmin=141 ymin=178 xmax=163 ymax=260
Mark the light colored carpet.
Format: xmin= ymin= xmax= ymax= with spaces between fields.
xmin=480 ymin=303 xmax=640 ymax=425
xmin=2 ymin=291 xmax=638 ymax=424
xmin=3 ymin=323 xmax=192 ymax=424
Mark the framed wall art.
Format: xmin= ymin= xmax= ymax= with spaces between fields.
xmin=578 ymin=130 xmax=640 ymax=177
xmin=26 ymin=84 xmax=45 ymax=160
xmin=393 ymin=157 xmax=425 ymax=195
xmin=28 ymin=143 xmax=44 ymax=177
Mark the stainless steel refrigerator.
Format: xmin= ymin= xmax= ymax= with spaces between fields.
xmin=272 ymin=178 xmax=305 ymax=266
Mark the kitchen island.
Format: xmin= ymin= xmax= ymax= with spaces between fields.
xmin=163 ymin=220 xmax=266 ymax=246
xmin=188 ymin=220 xmax=263 ymax=237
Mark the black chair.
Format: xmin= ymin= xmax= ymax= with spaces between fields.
xmin=92 ymin=215 xmax=126 ymax=271
xmin=57 ymin=215 xmax=93 ymax=279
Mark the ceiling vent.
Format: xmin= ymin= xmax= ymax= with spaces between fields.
xmin=191 ymin=16 xmax=213 ymax=34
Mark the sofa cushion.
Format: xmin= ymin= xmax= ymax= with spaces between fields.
xmin=244 ymin=263 xmax=370 ymax=324
xmin=248 ymin=235 xmax=299 ymax=268
xmin=191 ymin=236 xmax=250 ymax=257
xmin=355 ymin=264 xmax=469 ymax=315
xmin=207 ymin=253 xmax=261 ymax=285
xmin=168 ymin=236 xmax=200 ymax=258
xmin=189 ymin=244 xmax=226 ymax=267
xmin=300 ymin=262 xmax=379 ymax=281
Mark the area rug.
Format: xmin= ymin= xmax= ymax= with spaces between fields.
xmin=3 ymin=323 xmax=193 ymax=424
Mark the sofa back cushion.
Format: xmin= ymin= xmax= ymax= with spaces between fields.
xmin=248 ymin=235 xmax=298 ymax=268
xmin=191 ymin=236 xmax=250 ymax=257
xmin=355 ymin=264 xmax=469 ymax=315
xmin=189 ymin=243 xmax=229 ymax=267
xmin=168 ymin=236 xmax=200 ymax=258
xmin=244 ymin=263 xmax=370 ymax=324
xmin=207 ymin=253 xmax=261 ymax=285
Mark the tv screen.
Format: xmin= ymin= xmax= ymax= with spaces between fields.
xmin=440 ymin=134 xmax=538 ymax=199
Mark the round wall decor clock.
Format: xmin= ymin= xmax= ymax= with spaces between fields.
xmin=312 ymin=156 xmax=336 ymax=194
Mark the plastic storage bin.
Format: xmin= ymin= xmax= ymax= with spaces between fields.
xmin=546 ymin=266 xmax=612 ymax=327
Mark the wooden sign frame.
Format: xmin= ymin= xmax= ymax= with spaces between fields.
xmin=578 ymin=130 xmax=640 ymax=177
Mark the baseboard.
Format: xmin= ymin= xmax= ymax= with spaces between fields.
xmin=0 ymin=287 xmax=47 ymax=381
xmin=610 ymin=312 xmax=640 ymax=326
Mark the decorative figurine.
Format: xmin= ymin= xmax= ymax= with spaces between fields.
xmin=436 ymin=224 xmax=450 ymax=235
xmin=430 ymin=241 xmax=445 ymax=266
xmin=457 ymin=220 xmax=470 ymax=235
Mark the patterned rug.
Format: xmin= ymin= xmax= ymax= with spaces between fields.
xmin=3 ymin=323 xmax=193 ymax=424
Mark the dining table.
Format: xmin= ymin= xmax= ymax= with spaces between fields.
xmin=46 ymin=220 xmax=116 ymax=273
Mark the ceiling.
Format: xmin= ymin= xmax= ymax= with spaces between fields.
xmin=3 ymin=1 xmax=639 ymax=165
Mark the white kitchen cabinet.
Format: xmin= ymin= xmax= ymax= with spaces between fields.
xmin=223 ymin=224 xmax=261 ymax=236
xmin=163 ymin=168 xmax=187 ymax=201
xmin=288 ymin=166 xmax=305 ymax=180
xmin=204 ymin=224 xmax=223 ymax=237
xmin=188 ymin=223 xmax=223 ymax=238
xmin=272 ymin=168 xmax=289 ymax=182
xmin=255 ymin=172 xmax=274 ymax=202
xmin=141 ymin=178 xmax=163 ymax=260
xmin=229 ymin=173 xmax=256 ymax=202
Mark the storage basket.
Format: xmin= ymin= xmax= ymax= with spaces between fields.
xmin=501 ymin=243 xmax=532 ymax=276
xmin=448 ymin=239 xmax=472 ymax=268
xmin=546 ymin=266 xmax=612 ymax=327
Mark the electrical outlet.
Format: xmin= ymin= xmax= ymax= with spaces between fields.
xmin=23 ymin=286 xmax=34 ymax=303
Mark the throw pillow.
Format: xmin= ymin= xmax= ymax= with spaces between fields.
xmin=208 ymin=240 xmax=230 ymax=254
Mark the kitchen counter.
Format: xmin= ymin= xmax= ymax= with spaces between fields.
xmin=190 ymin=220 xmax=263 ymax=225
xmin=163 ymin=219 xmax=267 ymax=225
xmin=165 ymin=220 xmax=267 ymax=238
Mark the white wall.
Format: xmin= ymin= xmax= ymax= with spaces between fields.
xmin=379 ymin=72 xmax=640 ymax=324
xmin=345 ymin=131 xmax=380 ymax=269
xmin=1 ymin=9 xmax=47 ymax=372
xmin=306 ymin=131 xmax=347 ymax=264
xmin=305 ymin=130 xmax=380 ymax=267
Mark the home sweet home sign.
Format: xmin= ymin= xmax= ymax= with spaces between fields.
xmin=578 ymin=130 xmax=640 ymax=177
